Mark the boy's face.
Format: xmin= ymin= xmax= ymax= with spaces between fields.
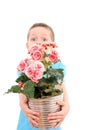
xmin=26 ymin=27 xmax=52 ymax=49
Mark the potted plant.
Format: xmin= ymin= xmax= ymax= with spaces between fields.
xmin=5 ymin=42 xmax=65 ymax=128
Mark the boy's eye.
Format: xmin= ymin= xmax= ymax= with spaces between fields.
xmin=42 ymin=38 xmax=47 ymax=41
xmin=31 ymin=38 xmax=36 ymax=41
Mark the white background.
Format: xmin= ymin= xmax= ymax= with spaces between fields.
xmin=0 ymin=0 xmax=87 ymax=130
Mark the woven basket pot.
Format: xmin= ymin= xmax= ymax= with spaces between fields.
xmin=28 ymin=93 xmax=64 ymax=129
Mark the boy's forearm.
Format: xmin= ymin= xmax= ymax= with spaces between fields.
xmin=19 ymin=94 xmax=29 ymax=110
xmin=63 ymin=84 xmax=70 ymax=112
xmin=63 ymin=84 xmax=69 ymax=102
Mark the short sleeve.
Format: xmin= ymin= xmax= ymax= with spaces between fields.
xmin=52 ymin=61 xmax=66 ymax=77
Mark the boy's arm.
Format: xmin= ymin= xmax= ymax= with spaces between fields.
xmin=61 ymin=84 xmax=70 ymax=118
xmin=47 ymin=84 xmax=70 ymax=128
xmin=19 ymin=94 xmax=40 ymax=127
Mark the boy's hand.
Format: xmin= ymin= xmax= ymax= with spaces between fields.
xmin=47 ymin=101 xmax=69 ymax=128
xmin=23 ymin=104 xmax=40 ymax=127
xmin=19 ymin=94 xmax=40 ymax=127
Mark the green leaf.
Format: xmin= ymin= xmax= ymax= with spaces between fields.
xmin=5 ymin=85 xmax=22 ymax=94
xmin=44 ymin=88 xmax=52 ymax=93
xmin=47 ymin=68 xmax=64 ymax=83
xmin=23 ymin=80 xmax=35 ymax=98
xmin=16 ymin=73 xmax=29 ymax=83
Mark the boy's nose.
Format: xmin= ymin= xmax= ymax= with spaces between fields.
xmin=37 ymin=42 xmax=41 ymax=45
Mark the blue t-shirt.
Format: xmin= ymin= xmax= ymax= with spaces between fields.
xmin=17 ymin=110 xmax=62 ymax=130
xmin=17 ymin=61 xmax=66 ymax=130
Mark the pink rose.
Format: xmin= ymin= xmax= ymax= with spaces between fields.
xmin=50 ymin=42 xmax=57 ymax=48
xmin=17 ymin=60 xmax=27 ymax=71
xmin=35 ymin=61 xmax=44 ymax=72
xmin=25 ymin=65 xmax=34 ymax=78
xmin=26 ymin=61 xmax=44 ymax=83
xmin=42 ymin=43 xmax=48 ymax=49
xmin=32 ymin=51 xmax=42 ymax=60
xmin=31 ymin=70 xmax=43 ymax=83
xmin=18 ymin=82 xmax=25 ymax=88
xmin=24 ymin=58 xmax=29 ymax=64
xmin=49 ymin=50 xmax=59 ymax=62
xmin=28 ymin=44 xmax=39 ymax=55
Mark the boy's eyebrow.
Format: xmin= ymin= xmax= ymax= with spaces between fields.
xmin=30 ymin=33 xmax=49 ymax=37
xmin=29 ymin=34 xmax=36 ymax=36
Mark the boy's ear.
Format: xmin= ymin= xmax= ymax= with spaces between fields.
xmin=26 ymin=42 xmax=29 ymax=49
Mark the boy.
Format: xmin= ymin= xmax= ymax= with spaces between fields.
xmin=17 ymin=23 xmax=70 ymax=130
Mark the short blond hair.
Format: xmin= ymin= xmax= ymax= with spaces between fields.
xmin=27 ymin=23 xmax=55 ymax=41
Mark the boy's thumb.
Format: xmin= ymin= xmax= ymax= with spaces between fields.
xmin=56 ymin=101 xmax=65 ymax=106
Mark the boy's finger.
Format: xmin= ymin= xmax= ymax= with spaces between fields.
xmin=56 ymin=101 xmax=65 ymax=106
